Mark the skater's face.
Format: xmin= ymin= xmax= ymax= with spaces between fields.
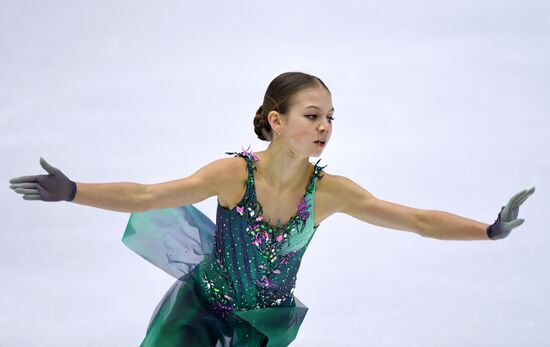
xmin=282 ymin=86 xmax=334 ymax=157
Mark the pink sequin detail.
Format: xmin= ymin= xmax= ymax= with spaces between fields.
xmin=297 ymin=196 xmax=311 ymax=221
xmin=240 ymin=145 xmax=259 ymax=161
xmin=236 ymin=205 xmax=244 ymax=215
xmin=212 ymin=301 xmax=236 ymax=320
xmin=256 ymin=277 xmax=273 ymax=288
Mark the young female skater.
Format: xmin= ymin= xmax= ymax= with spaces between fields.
xmin=9 ymin=72 xmax=535 ymax=346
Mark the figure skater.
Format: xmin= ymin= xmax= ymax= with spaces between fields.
xmin=9 ymin=72 xmax=535 ymax=347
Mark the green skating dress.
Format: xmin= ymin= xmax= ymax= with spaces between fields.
xmin=122 ymin=147 xmax=326 ymax=346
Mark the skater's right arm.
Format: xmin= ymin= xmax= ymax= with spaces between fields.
xmin=8 ymin=158 xmax=150 ymax=213
xmin=72 ymin=181 xmax=148 ymax=212
xmin=141 ymin=157 xmax=233 ymax=211
xmin=9 ymin=157 xmax=231 ymax=213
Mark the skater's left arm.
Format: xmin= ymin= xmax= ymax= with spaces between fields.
xmin=331 ymin=175 xmax=535 ymax=241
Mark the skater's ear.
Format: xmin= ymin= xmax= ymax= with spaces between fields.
xmin=267 ymin=109 xmax=287 ymax=135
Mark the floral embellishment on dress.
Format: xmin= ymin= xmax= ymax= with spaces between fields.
xmin=256 ymin=276 xmax=273 ymax=289
xmin=202 ymin=273 xmax=238 ymax=320
xmin=277 ymin=251 xmax=297 ymax=266
xmin=297 ymin=196 xmax=311 ymax=222
xmin=223 ymin=294 xmax=233 ymax=301
xmin=236 ymin=205 xmax=244 ymax=215
xmin=239 ymin=145 xmax=259 ymax=161
xmin=224 ymin=145 xmax=258 ymax=161
xmin=212 ymin=301 xmax=237 ymax=320
xmin=252 ymin=230 xmax=270 ymax=247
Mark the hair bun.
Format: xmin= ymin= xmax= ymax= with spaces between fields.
xmin=253 ymin=105 xmax=271 ymax=141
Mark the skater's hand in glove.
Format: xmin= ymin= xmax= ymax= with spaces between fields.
xmin=8 ymin=158 xmax=77 ymax=202
xmin=487 ymin=187 xmax=535 ymax=240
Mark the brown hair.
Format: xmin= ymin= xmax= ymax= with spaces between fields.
xmin=253 ymin=72 xmax=331 ymax=141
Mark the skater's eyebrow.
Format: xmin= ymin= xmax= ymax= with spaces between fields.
xmin=304 ymin=105 xmax=335 ymax=113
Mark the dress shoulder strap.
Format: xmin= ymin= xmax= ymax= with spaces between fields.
xmin=307 ymin=159 xmax=327 ymax=196
xmin=225 ymin=145 xmax=259 ymax=162
xmin=225 ymin=144 xmax=258 ymax=162
xmin=312 ymin=158 xmax=327 ymax=181
xmin=224 ymin=145 xmax=259 ymax=189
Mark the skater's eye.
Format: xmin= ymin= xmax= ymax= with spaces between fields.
xmin=307 ymin=114 xmax=335 ymax=123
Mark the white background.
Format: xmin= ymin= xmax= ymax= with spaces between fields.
xmin=1 ymin=1 xmax=549 ymax=346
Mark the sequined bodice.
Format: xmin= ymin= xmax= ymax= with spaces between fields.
xmin=196 ymin=148 xmax=326 ymax=320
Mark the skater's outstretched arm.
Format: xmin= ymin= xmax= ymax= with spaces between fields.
xmin=8 ymin=157 xmax=149 ymax=213
xmin=8 ymin=157 xmax=229 ymax=213
xmin=327 ymin=175 xmax=535 ymax=240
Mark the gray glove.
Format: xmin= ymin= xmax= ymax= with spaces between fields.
xmin=9 ymin=157 xmax=77 ymax=202
xmin=486 ymin=186 xmax=535 ymax=240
